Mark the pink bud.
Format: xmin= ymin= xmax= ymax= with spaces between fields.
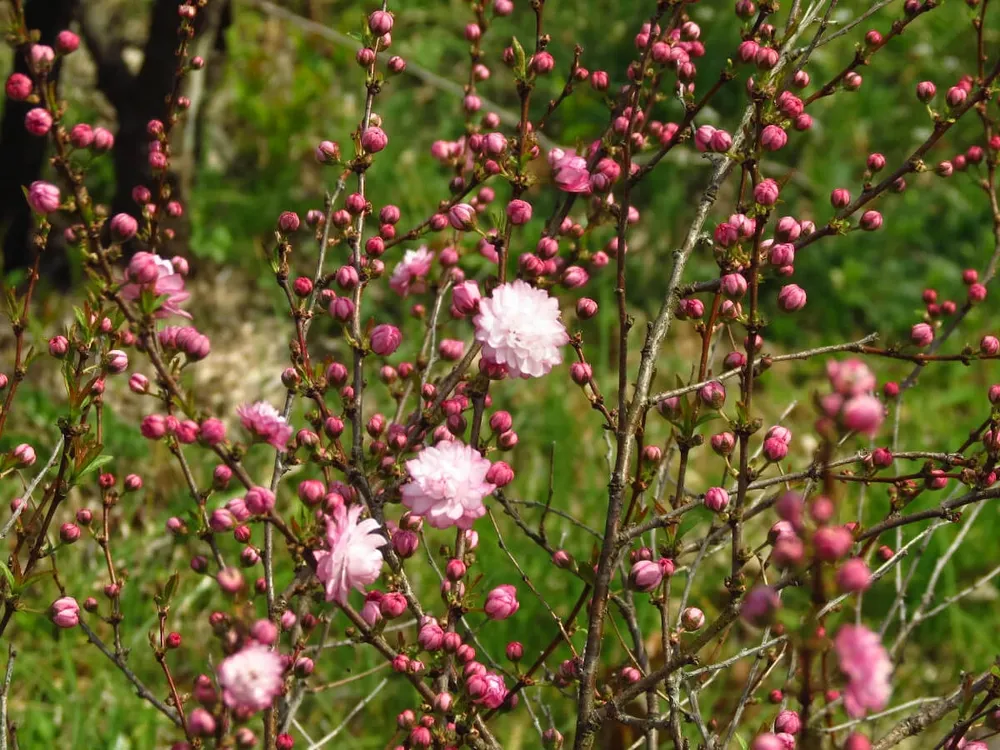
xmin=5 ymin=73 xmax=32 ymax=101
xmin=28 ymin=181 xmax=61 ymax=214
xmin=484 ymin=584 xmax=519 ymax=619
xmin=448 ymin=203 xmax=476 ymax=230
xmin=842 ymin=394 xmax=885 ymax=436
xmin=628 ymin=560 xmax=663 ymax=592
xmin=506 ymin=199 xmax=533 ymax=225
xmin=367 ymin=323 xmax=404 ymax=356
xmin=754 ymin=178 xmax=780 ymax=206
xmin=777 ymin=284 xmax=807 ymax=312
xmin=380 ymin=592 xmax=407 ymax=619
xmin=704 ymin=487 xmax=730 ymax=512
xmin=946 ymin=85 xmax=967 ymax=107
xmin=859 ymin=210 xmax=882 ymax=231
xmin=698 ymin=380 xmax=726 ymax=409
xmin=910 ymin=322 xmax=934 ymax=348
xmin=830 ymin=188 xmax=851 ymax=208
xmin=763 ymin=437 xmax=788 ymax=462
xmin=916 ymin=80 xmax=936 ymax=102
xmin=761 ymin=125 xmax=788 ymax=151
xmin=368 ymin=10 xmax=394 ymax=35
xmin=245 ymin=486 xmax=276 ymax=515
xmin=128 ymin=372 xmax=149 ymax=394
xmin=486 ymin=461 xmax=514 ymax=487
xmin=741 ymin=585 xmax=780 ymax=626
xmin=836 ymin=558 xmax=872 ymax=593
xmin=813 ymin=526 xmax=854 ymax=561
xmin=531 ymin=51 xmax=555 ymax=74
xmin=570 ymin=362 xmax=593 ymax=386
xmin=361 ymin=126 xmax=388 ymax=153
xmin=720 ymin=273 xmax=748 ymax=299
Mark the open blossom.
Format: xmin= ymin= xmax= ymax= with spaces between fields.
xmin=835 ymin=624 xmax=892 ymax=717
xmin=389 ymin=247 xmax=434 ymax=296
xmin=550 ymin=151 xmax=591 ymax=193
xmin=237 ymin=401 xmax=292 ymax=451
xmin=120 ymin=252 xmax=191 ymax=318
xmin=315 ymin=503 xmax=385 ymax=604
xmin=217 ymin=644 xmax=285 ymax=712
xmin=474 ymin=280 xmax=569 ymax=378
xmin=401 ymin=441 xmax=495 ymax=529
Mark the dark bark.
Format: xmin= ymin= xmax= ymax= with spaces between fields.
xmin=0 ymin=0 xmax=77 ymax=278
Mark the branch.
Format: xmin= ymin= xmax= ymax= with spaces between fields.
xmin=77 ymin=620 xmax=182 ymax=727
xmin=0 ymin=645 xmax=14 ymax=750
xmin=871 ymin=670 xmax=995 ymax=750
xmin=0 ymin=436 xmax=64 ymax=540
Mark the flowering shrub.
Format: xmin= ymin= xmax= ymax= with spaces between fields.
xmin=3 ymin=0 xmax=1000 ymax=749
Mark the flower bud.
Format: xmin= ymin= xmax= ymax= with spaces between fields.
xmin=681 ymin=607 xmax=705 ymax=631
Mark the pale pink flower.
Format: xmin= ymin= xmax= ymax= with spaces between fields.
xmin=473 ymin=280 xmax=569 ymax=379
xmin=120 ymin=252 xmax=191 ymax=318
xmin=237 ymin=401 xmax=292 ymax=451
xmin=551 ymin=152 xmax=591 ymax=193
xmin=401 ymin=441 xmax=495 ymax=529
xmin=315 ymin=503 xmax=385 ymax=604
xmin=217 ymin=644 xmax=285 ymax=712
xmin=389 ymin=246 xmax=434 ymax=296
xmin=835 ymin=624 xmax=892 ymax=717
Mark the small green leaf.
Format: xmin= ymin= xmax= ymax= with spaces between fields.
xmin=0 ymin=560 xmax=16 ymax=591
xmin=75 ymin=453 xmax=114 ymax=482
xmin=511 ymin=36 xmax=527 ymax=79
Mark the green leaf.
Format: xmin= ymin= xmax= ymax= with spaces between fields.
xmin=0 ymin=560 xmax=16 ymax=591
xmin=75 ymin=453 xmax=114 ymax=482
xmin=155 ymin=572 xmax=180 ymax=609
xmin=511 ymin=36 xmax=527 ymax=79
xmin=735 ymin=733 xmax=749 ymax=750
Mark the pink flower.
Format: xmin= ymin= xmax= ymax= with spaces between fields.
xmin=466 ymin=672 xmax=507 ymax=709
xmin=217 ymin=644 xmax=285 ymax=712
xmin=827 ymin=359 xmax=876 ymax=396
xmin=315 ymin=503 xmax=385 ymax=604
xmin=389 ymin=247 xmax=434 ymax=296
xmin=237 ymin=401 xmax=292 ymax=450
xmin=50 ymin=596 xmax=80 ymax=628
xmin=474 ymin=280 xmax=569 ymax=379
xmin=551 ymin=152 xmax=591 ymax=193
xmin=120 ymin=252 xmax=191 ymax=318
xmin=842 ymin=394 xmax=884 ymax=436
xmin=484 ymin=584 xmax=519 ymax=620
xmin=835 ymin=624 xmax=892 ymax=717
xmin=401 ymin=441 xmax=495 ymax=529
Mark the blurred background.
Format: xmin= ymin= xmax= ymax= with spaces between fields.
xmin=2 ymin=0 xmax=1000 ymax=747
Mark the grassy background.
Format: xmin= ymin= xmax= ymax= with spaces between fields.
xmin=3 ymin=0 xmax=1000 ymax=746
